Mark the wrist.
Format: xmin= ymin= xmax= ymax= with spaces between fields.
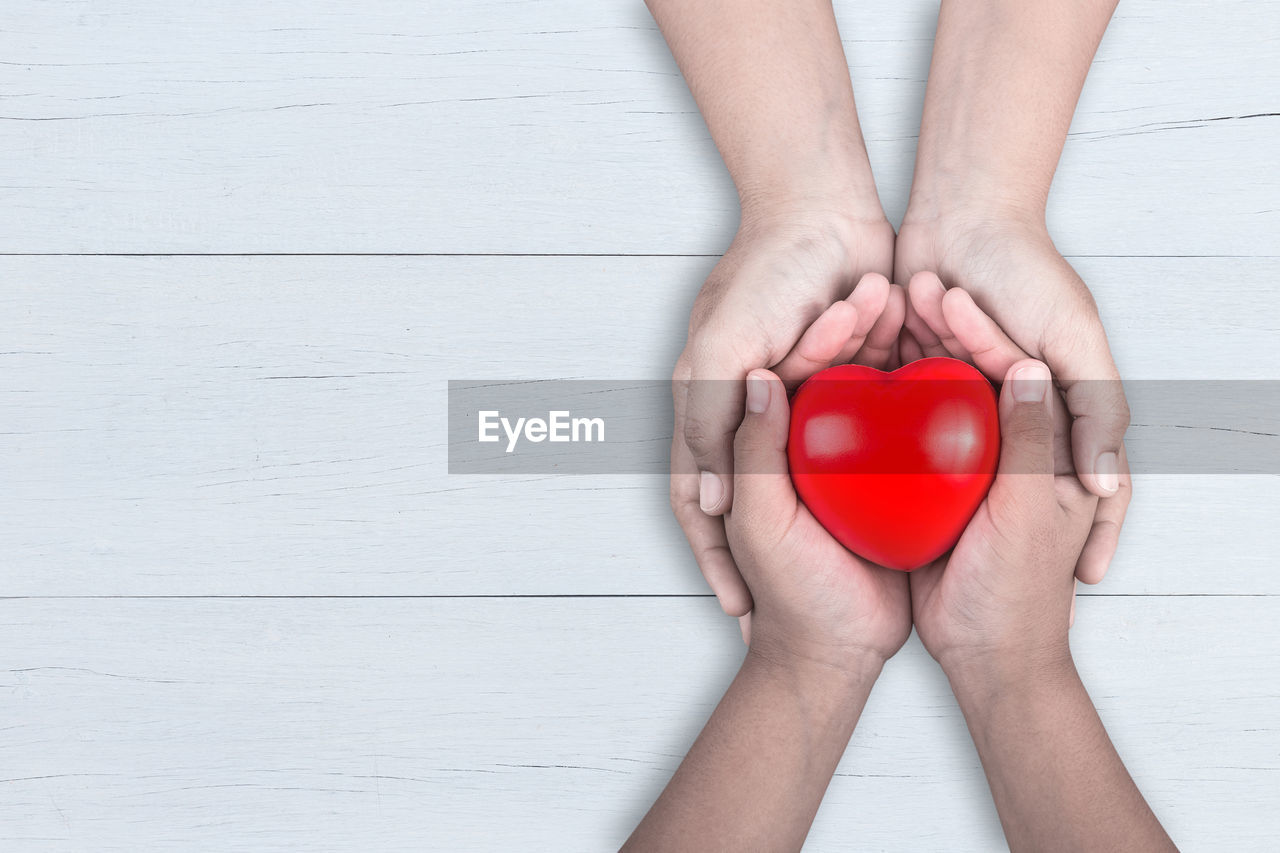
xmin=739 ymin=180 xmax=885 ymax=232
xmin=744 ymin=640 xmax=884 ymax=711
xmin=903 ymin=159 xmax=1050 ymax=234
xmin=939 ymin=642 xmax=1076 ymax=708
xmin=895 ymin=205 xmax=1053 ymax=280
xmin=734 ymin=139 xmax=886 ymax=230
xmin=736 ymin=205 xmax=896 ymax=282
xmin=901 ymin=188 xmax=1047 ymax=243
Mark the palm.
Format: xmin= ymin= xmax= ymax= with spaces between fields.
xmin=759 ymin=506 xmax=912 ymax=661
xmin=908 ymin=501 xmax=1000 ymax=654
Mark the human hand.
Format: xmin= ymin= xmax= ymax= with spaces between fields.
xmin=910 ymin=355 xmax=1095 ymax=674
xmin=896 ymin=219 xmax=1131 ymax=583
xmin=899 ymin=295 xmax=1175 ymax=853
xmin=724 ymin=367 xmax=912 ymax=671
xmin=672 ymin=212 xmax=900 ymax=618
xmin=905 ymin=287 xmax=1100 ymax=672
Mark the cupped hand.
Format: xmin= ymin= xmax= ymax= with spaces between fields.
xmin=725 ymin=368 xmax=912 ymax=669
xmin=895 ymin=218 xmax=1131 ymax=584
xmin=903 ymin=287 xmax=1123 ymax=671
xmin=910 ymin=353 xmax=1097 ymax=673
xmin=672 ymin=212 xmax=899 ymax=618
xmin=900 ymin=270 xmax=1132 ymax=585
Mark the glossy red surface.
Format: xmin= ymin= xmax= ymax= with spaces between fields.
xmin=787 ymin=357 xmax=1000 ymax=570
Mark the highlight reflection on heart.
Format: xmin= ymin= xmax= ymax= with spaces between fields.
xmin=787 ymin=357 xmax=1000 ymax=571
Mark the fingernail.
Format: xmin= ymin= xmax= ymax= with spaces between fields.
xmin=1095 ymin=451 xmax=1119 ymax=494
xmin=1011 ymin=362 xmax=1050 ymax=403
xmin=745 ymin=371 xmax=769 ymax=414
xmin=935 ymin=275 xmax=946 ymax=293
xmin=699 ymin=471 xmax=724 ymax=512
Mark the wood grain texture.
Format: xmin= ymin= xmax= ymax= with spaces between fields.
xmin=0 ymin=596 xmax=1276 ymax=851
xmin=4 ymin=0 xmax=1277 ymax=847
xmin=1 ymin=0 xmax=1276 ymax=254
xmin=2 ymin=255 xmax=1277 ymax=596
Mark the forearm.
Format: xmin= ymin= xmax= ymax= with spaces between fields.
xmin=945 ymin=652 xmax=1176 ymax=852
xmin=622 ymin=648 xmax=881 ymax=852
xmin=645 ymin=0 xmax=882 ymax=220
xmin=907 ymin=0 xmax=1119 ymax=221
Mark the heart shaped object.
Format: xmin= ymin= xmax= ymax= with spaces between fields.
xmin=787 ymin=357 xmax=999 ymax=570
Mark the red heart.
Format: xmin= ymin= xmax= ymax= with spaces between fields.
xmin=787 ymin=357 xmax=999 ymax=571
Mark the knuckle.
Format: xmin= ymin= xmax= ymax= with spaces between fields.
xmin=1112 ymin=396 xmax=1132 ymax=432
xmin=668 ymin=482 xmax=685 ymax=516
xmin=671 ymin=361 xmax=692 ymax=407
xmin=683 ymin=419 xmax=715 ymax=456
xmin=684 ymin=330 xmax=717 ymax=368
xmin=669 ymin=473 xmax=702 ymax=522
xmin=672 ymin=493 xmax=708 ymax=529
xmin=1011 ymin=413 xmax=1053 ymax=447
xmin=686 ymin=322 xmax=740 ymax=370
xmin=687 ymin=311 xmax=773 ymax=377
xmin=670 ymin=479 xmax=701 ymax=517
xmin=1113 ymin=473 xmax=1134 ymax=509
xmin=687 ymin=279 xmax=732 ymax=334
xmin=1081 ymin=382 xmax=1130 ymax=433
xmin=687 ymin=302 xmax=714 ymax=335
xmin=1076 ymin=288 xmax=1102 ymax=318
xmin=671 ymin=353 xmax=692 ymax=384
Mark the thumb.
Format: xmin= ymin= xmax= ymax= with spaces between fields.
xmin=990 ymin=360 xmax=1056 ymax=509
xmin=731 ymin=369 xmax=798 ymax=528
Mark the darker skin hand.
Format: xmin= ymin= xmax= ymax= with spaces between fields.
xmin=904 ymin=291 xmax=1174 ymax=853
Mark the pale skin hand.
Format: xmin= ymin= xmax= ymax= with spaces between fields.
xmin=907 ymin=292 xmax=1173 ymax=852
xmin=647 ymin=0 xmax=896 ymax=620
xmin=897 ymin=0 xmax=1132 ymax=584
xmin=673 ymin=268 xmax=904 ymax=626
xmin=624 ymin=362 xmax=912 ymax=852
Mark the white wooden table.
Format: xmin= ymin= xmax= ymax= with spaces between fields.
xmin=2 ymin=2 xmax=1277 ymax=849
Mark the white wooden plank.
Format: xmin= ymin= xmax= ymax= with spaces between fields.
xmin=1 ymin=0 xmax=1276 ymax=254
xmin=0 ymin=596 xmax=1275 ymax=850
xmin=2 ymin=255 xmax=1277 ymax=595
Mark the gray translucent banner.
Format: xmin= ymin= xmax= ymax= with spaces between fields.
xmin=448 ymin=380 xmax=1280 ymax=475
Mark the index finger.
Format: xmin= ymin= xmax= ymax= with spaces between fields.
xmin=682 ymin=333 xmax=755 ymax=516
xmin=672 ymin=362 xmax=753 ymax=616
